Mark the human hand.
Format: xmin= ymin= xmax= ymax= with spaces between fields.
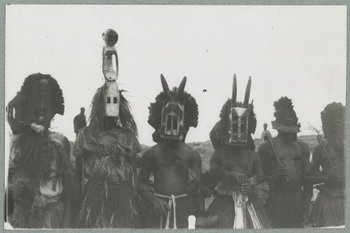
xmin=30 ymin=123 xmax=45 ymax=133
xmin=240 ymin=182 xmax=253 ymax=195
xmin=230 ymin=171 xmax=248 ymax=184
xmin=187 ymin=179 xmax=200 ymax=195
xmin=277 ymin=165 xmax=288 ymax=177
xmin=11 ymin=180 xmax=31 ymax=196
xmin=329 ymin=167 xmax=342 ymax=181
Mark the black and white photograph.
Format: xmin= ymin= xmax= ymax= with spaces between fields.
xmin=3 ymin=3 xmax=347 ymax=230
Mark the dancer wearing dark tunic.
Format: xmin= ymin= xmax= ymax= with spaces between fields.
xmin=73 ymin=29 xmax=141 ymax=228
xmin=258 ymin=97 xmax=312 ymax=228
xmin=6 ymin=73 xmax=72 ymax=228
xmin=200 ymin=76 xmax=270 ymax=229
xmin=138 ymin=75 xmax=202 ymax=229
xmin=308 ymin=102 xmax=345 ymax=227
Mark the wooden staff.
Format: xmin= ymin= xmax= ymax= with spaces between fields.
xmin=266 ymin=134 xmax=290 ymax=182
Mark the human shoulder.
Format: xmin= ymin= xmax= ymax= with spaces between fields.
xmin=210 ymin=148 xmax=225 ymax=161
xmin=183 ymin=143 xmax=201 ymax=162
xmin=142 ymin=144 xmax=162 ymax=160
xmin=182 ymin=142 xmax=200 ymax=154
xmin=73 ymin=114 xmax=79 ymax=121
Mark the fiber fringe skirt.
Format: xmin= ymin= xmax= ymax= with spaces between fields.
xmin=310 ymin=190 xmax=345 ymax=227
xmin=205 ymin=194 xmax=270 ymax=229
xmin=265 ymin=190 xmax=304 ymax=228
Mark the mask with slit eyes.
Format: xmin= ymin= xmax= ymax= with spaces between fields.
xmin=224 ymin=75 xmax=254 ymax=146
xmin=159 ymin=75 xmax=187 ymax=140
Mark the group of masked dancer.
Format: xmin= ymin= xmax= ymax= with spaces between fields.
xmin=5 ymin=29 xmax=345 ymax=229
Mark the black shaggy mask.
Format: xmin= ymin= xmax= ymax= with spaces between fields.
xmin=210 ymin=76 xmax=256 ymax=150
xmin=272 ymin=97 xmax=300 ymax=133
xmin=7 ymin=73 xmax=64 ymax=134
xmin=321 ymin=102 xmax=345 ymax=143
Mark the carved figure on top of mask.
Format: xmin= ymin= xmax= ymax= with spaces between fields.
xmin=73 ymin=29 xmax=141 ymax=228
xmin=138 ymin=74 xmax=202 ymax=229
xmin=258 ymin=97 xmax=312 ymax=228
xmin=308 ymin=102 xmax=345 ymax=227
xmin=198 ymin=75 xmax=270 ymax=229
xmin=6 ymin=73 xmax=73 ymax=228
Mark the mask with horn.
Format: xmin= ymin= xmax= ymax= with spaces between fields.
xmin=211 ymin=75 xmax=256 ymax=148
xmin=148 ymin=74 xmax=198 ymax=142
xmin=160 ymin=74 xmax=186 ymax=140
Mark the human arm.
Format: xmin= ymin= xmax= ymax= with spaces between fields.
xmin=205 ymin=150 xmax=224 ymax=189
xmin=240 ymin=152 xmax=266 ymax=198
xmin=306 ymin=146 xmax=329 ymax=184
xmin=7 ymin=140 xmax=36 ymax=209
xmin=257 ymin=142 xmax=275 ymax=183
xmin=187 ymin=151 xmax=204 ymax=213
xmin=138 ymin=150 xmax=169 ymax=215
xmin=258 ymin=141 xmax=288 ymax=186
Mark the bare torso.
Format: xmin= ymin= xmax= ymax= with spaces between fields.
xmin=258 ymin=135 xmax=310 ymax=191
xmin=145 ymin=142 xmax=199 ymax=195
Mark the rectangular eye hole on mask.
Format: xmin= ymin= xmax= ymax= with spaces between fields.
xmin=173 ymin=115 xmax=178 ymax=132
xmin=167 ymin=115 xmax=172 ymax=131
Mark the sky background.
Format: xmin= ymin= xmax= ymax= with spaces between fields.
xmin=5 ymin=5 xmax=347 ymax=148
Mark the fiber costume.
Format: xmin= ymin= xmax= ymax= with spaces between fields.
xmin=73 ymin=29 xmax=141 ymax=228
xmin=258 ymin=97 xmax=312 ymax=228
xmin=308 ymin=103 xmax=345 ymax=227
xmin=138 ymin=75 xmax=202 ymax=229
xmin=202 ymin=75 xmax=270 ymax=229
xmin=6 ymin=73 xmax=72 ymax=228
